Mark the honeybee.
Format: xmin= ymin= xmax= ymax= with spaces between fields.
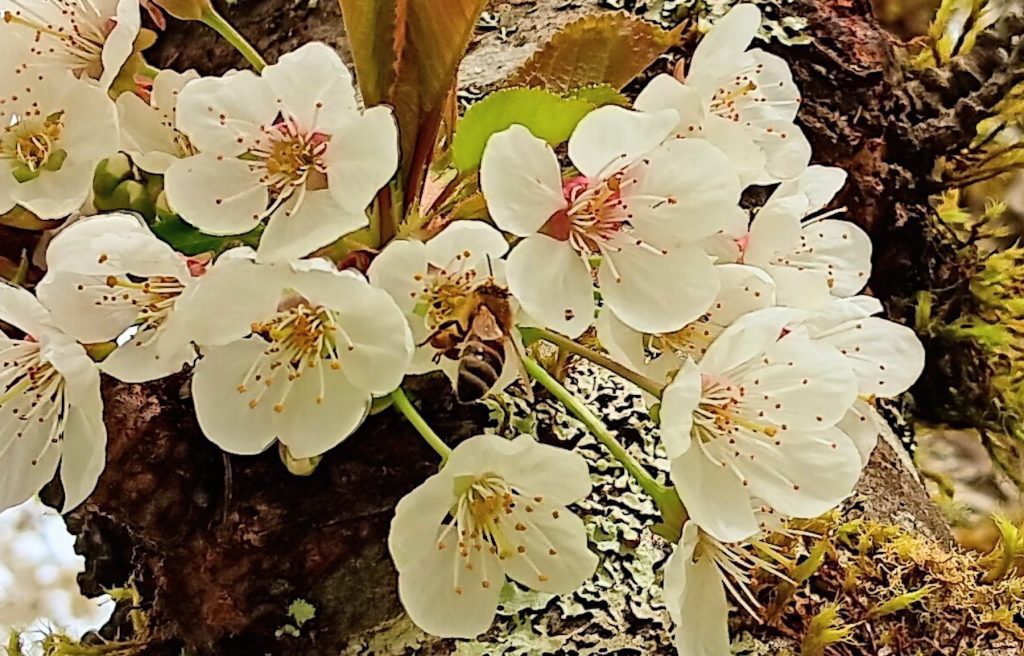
xmin=424 ymin=280 xmax=522 ymax=403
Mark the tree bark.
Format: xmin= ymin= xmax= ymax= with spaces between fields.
xmin=14 ymin=0 xmax=1021 ymax=654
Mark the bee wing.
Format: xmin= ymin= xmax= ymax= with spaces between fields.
xmin=470 ymin=306 xmax=505 ymax=341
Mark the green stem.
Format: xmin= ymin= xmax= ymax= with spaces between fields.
xmin=201 ymin=9 xmax=266 ymax=72
xmin=523 ymin=355 xmax=676 ymax=496
xmin=521 ymin=326 xmax=665 ymax=398
xmin=137 ymin=63 xmax=160 ymax=79
xmin=391 ymin=388 xmax=452 ymax=463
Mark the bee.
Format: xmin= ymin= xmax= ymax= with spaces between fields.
xmin=424 ymin=280 xmax=521 ymax=404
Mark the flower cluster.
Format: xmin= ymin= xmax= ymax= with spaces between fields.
xmin=0 ymin=4 xmax=926 ymax=654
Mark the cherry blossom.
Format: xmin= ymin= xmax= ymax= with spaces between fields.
xmin=164 ymin=42 xmax=399 ymax=262
xmin=659 ymin=308 xmax=862 ymax=541
xmin=596 ymin=263 xmax=776 ymax=389
xmin=368 ymin=220 xmax=524 ymax=398
xmin=480 ymin=108 xmax=744 ymax=338
xmin=0 ymin=283 xmax=105 ymax=515
xmin=663 ymin=510 xmax=796 ymax=656
xmin=0 ymin=72 xmax=118 ymax=219
xmin=389 ymin=434 xmax=597 ymax=638
xmin=734 ymin=166 xmax=872 ymax=308
xmin=180 ymin=251 xmax=413 ymax=458
xmin=0 ymin=0 xmax=142 ymax=89
xmin=36 ymin=213 xmax=197 ymax=383
xmin=116 ymin=69 xmax=200 ymax=173
xmin=635 ymin=4 xmax=810 ymax=186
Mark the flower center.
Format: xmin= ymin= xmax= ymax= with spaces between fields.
xmin=252 ymin=120 xmax=329 ymax=196
xmin=238 ymin=301 xmax=355 ymax=413
xmin=435 ymin=474 xmax=560 ymax=594
xmin=708 ymin=70 xmax=762 ymax=122
xmin=414 ymin=262 xmax=480 ymax=329
xmin=696 ymin=529 xmax=790 ymax=619
xmin=693 ymin=378 xmax=779 ymax=443
xmin=2 ymin=113 xmax=65 ymax=179
xmin=3 ymin=1 xmax=114 ymax=80
xmin=0 ymin=339 xmax=68 ymax=464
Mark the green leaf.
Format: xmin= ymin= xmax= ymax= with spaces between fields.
xmin=508 ymin=12 xmax=684 ymax=93
xmin=339 ymin=0 xmax=488 ymax=205
xmin=570 ymin=84 xmax=631 ymax=108
xmin=149 ymin=214 xmax=262 ymax=256
xmin=451 ymin=88 xmax=598 ymax=172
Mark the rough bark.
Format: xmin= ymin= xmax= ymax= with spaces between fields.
xmin=9 ymin=0 xmax=1020 ymax=654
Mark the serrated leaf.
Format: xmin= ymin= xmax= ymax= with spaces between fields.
xmin=452 ymin=88 xmax=597 ymax=172
xmin=149 ymin=215 xmax=262 ymax=256
xmin=508 ymin=12 xmax=684 ymax=93
xmin=570 ymin=84 xmax=630 ymax=107
xmin=339 ymin=0 xmax=488 ymax=200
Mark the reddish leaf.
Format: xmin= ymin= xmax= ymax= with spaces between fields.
xmin=338 ymin=0 xmax=487 ymax=214
xmin=508 ymin=12 xmax=685 ymax=93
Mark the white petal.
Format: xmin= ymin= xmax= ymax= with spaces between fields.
xmin=173 ymin=255 xmax=284 ymax=346
xmin=673 ymin=552 xmax=731 ymax=656
xmin=59 ymin=398 xmax=107 ymax=512
xmin=0 ymin=417 xmax=61 ymax=514
xmin=625 ymin=137 xmax=742 ymax=243
xmin=688 ymin=5 xmax=761 ymax=94
xmin=775 ymin=165 xmax=847 ymax=215
xmin=176 ymin=71 xmax=278 ymax=156
xmin=425 ymin=221 xmax=510 ymax=267
xmin=506 ymin=235 xmax=594 ymax=338
xmin=192 ymin=339 xmax=281 ymax=455
xmin=277 ymin=368 xmax=372 ymax=459
xmin=662 ymin=522 xmax=700 ymax=623
xmin=595 ymin=308 xmax=647 ymax=373
xmin=97 ymin=0 xmax=141 ymax=89
xmin=0 ymin=283 xmax=54 ymax=337
xmin=661 ymin=360 xmax=700 ymax=458
xmin=754 ymin=120 xmax=811 ymax=182
xmin=164 ymin=155 xmax=267 ymax=235
xmin=817 ymin=317 xmax=925 ymax=397
xmin=568 ymin=106 xmax=679 ymax=179
xmin=262 ymin=42 xmax=359 ymax=133
xmin=699 ymin=307 xmax=792 ymax=376
xmin=708 ymin=264 xmax=776 ymax=326
xmin=480 ymin=124 xmax=566 ymax=237
xmin=500 ymin=502 xmax=597 ymax=594
xmin=670 ymin=447 xmax=759 ymax=543
xmin=769 ymin=264 xmax=833 ymax=309
xmin=738 ymin=426 xmax=862 ymax=519
xmin=367 ymin=239 xmax=429 ymax=315
xmin=324 ymin=106 xmax=399 ymax=213
xmin=838 ymin=399 xmax=880 ymax=466
xmin=745 ymin=332 xmax=859 ymax=429
xmin=800 ymin=220 xmax=873 ymax=297
xmin=256 ymin=189 xmax=369 ymax=262
xmin=445 ymin=434 xmax=592 ymax=506
xmin=11 ymin=163 xmax=93 ymax=220
xmin=634 ymin=75 xmax=704 ymax=135
xmin=599 ymin=242 xmax=718 ymax=334
xmin=703 ymin=114 xmax=766 ymax=186
xmin=99 ymin=329 xmax=195 ymax=383
xmin=397 ymin=528 xmax=502 ymax=638
xmin=388 ymin=470 xmax=456 ymax=570
xmin=290 ymin=270 xmax=414 ymax=394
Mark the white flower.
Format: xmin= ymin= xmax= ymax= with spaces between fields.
xmin=116 ymin=69 xmax=200 ymax=173
xmin=777 ymin=295 xmax=926 ymax=463
xmin=164 ymin=42 xmax=399 ymax=262
xmin=388 ymin=434 xmax=597 ymax=638
xmin=368 ymin=220 xmax=524 ymax=398
xmin=179 ymin=251 xmax=413 ymax=458
xmin=36 ymin=213 xmax=197 ymax=383
xmin=737 ymin=166 xmax=872 ymax=308
xmin=596 ymin=263 xmax=776 ymax=387
xmin=480 ymin=107 xmax=744 ymax=337
xmin=1 ymin=0 xmax=142 ymax=89
xmin=663 ymin=513 xmax=794 ymax=656
xmin=0 ymin=72 xmax=118 ymax=219
xmin=635 ymin=4 xmax=810 ymax=186
xmin=659 ymin=308 xmax=862 ymax=542
xmin=0 ymin=283 xmax=105 ymax=514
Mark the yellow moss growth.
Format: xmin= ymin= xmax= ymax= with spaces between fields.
xmin=743 ymin=516 xmax=1024 ymax=655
